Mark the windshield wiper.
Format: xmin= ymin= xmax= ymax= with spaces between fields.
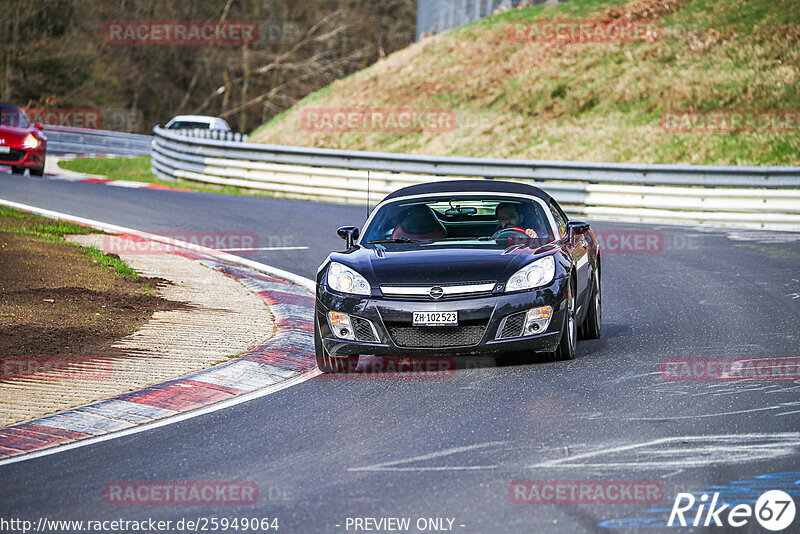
xmin=365 ymin=238 xmax=425 ymax=244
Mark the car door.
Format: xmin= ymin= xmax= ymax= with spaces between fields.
xmin=550 ymin=201 xmax=590 ymax=309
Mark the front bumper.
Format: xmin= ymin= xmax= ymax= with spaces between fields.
xmin=0 ymin=145 xmax=46 ymax=168
xmin=316 ymin=277 xmax=568 ymax=358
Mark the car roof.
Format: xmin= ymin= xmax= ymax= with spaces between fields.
xmin=382 ymin=179 xmax=554 ymax=204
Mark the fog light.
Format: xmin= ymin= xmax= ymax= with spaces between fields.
xmin=523 ymin=306 xmax=552 ymax=336
xmin=328 ymin=311 xmax=355 ymax=340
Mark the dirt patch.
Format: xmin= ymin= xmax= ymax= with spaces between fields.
xmin=0 ymin=217 xmax=185 ymax=363
xmin=603 ymin=0 xmax=684 ymax=22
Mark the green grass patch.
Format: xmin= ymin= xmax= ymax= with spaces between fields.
xmin=0 ymin=206 xmax=93 ymax=239
xmin=58 ymin=156 xmax=153 ymax=182
xmin=83 ymin=246 xmax=140 ymax=281
xmin=0 ymin=205 xmax=140 ymax=281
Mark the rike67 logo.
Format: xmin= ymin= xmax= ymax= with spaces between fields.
xmin=669 ymin=490 xmax=796 ymax=531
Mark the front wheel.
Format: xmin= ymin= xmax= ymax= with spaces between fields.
xmin=31 ymin=158 xmax=45 ymax=176
xmin=545 ymin=280 xmax=576 ymax=361
xmin=314 ymin=321 xmax=359 ymax=373
xmin=11 ymin=166 xmax=25 ymax=174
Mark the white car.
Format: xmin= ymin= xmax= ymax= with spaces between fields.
xmin=165 ymin=115 xmax=231 ymax=131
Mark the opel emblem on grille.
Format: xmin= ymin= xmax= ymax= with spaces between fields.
xmin=429 ymin=286 xmax=444 ymax=299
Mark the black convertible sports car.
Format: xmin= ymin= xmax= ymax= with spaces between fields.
xmin=314 ymin=180 xmax=601 ymax=373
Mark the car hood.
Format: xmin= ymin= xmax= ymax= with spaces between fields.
xmin=330 ymin=241 xmax=558 ymax=285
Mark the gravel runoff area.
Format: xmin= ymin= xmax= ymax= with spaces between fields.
xmin=0 ymin=234 xmax=275 ymax=427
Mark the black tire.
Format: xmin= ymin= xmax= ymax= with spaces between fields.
xmin=11 ymin=166 xmax=24 ymax=174
xmin=31 ymin=158 xmax=45 ymax=176
xmin=314 ymin=320 xmax=359 ymax=374
xmin=581 ymin=265 xmax=602 ymax=340
xmin=546 ymin=279 xmax=576 ymax=361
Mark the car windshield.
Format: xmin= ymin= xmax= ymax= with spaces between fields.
xmin=361 ymin=195 xmax=555 ymax=245
xmin=167 ymin=121 xmax=211 ymax=129
xmin=0 ymin=105 xmax=30 ymax=128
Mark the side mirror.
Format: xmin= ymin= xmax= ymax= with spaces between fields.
xmin=565 ymin=220 xmax=590 ymax=245
xmin=337 ymin=226 xmax=359 ymax=248
xmin=33 ymin=123 xmax=43 ymax=130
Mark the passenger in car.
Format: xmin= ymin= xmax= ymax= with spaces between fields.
xmin=391 ymin=205 xmax=448 ymax=240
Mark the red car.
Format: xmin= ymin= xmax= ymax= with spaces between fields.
xmin=0 ymin=103 xmax=47 ymax=176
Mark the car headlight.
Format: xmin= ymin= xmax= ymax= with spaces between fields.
xmin=22 ymin=134 xmax=39 ymax=149
xmin=506 ymin=255 xmax=556 ymax=292
xmin=327 ymin=262 xmax=371 ymax=296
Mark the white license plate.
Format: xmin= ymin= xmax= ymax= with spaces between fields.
xmin=0 ymin=146 xmax=10 ymax=154
xmin=413 ymin=311 xmax=457 ymax=326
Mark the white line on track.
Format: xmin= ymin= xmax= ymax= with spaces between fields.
xmin=349 ymin=441 xmax=507 ymax=472
xmin=220 ymin=246 xmax=309 ymax=251
xmin=0 ymin=198 xmax=319 ymax=467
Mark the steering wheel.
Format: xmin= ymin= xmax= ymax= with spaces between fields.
xmin=492 ymin=227 xmax=530 ymax=239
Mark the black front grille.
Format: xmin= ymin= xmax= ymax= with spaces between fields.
xmin=351 ymin=317 xmax=377 ymax=342
xmin=0 ymin=148 xmax=25 ymax=163
xmin=498 ymin=311 xmax=525 ymax=339
xmin=387 ymin=324 xmax=486 ymax=348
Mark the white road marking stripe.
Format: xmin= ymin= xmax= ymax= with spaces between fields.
xmin=220 ymin=246 xmax=309 ymax=251
xmin=349 ymin=441 xmax=507 ymax=472
xmin=105 ymin=180 xmax=149 ymax=188
xmin=527 ymin=433 xmax=800 ymax=470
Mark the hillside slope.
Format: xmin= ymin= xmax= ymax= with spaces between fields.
xmin=251 ymin=0 xmax=800 ymax=166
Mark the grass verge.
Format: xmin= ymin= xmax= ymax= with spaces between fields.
xmin=250 ymin=0 xmax=800 ymax=166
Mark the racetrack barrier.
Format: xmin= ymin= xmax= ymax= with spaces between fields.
xmin=151 ymin=126 xmax=800 ymax=231
xmin=43 ymin=125 xmax=152 ymax=156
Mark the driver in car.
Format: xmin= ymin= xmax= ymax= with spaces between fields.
xmin=495 ymin=202 xmax=539 ymax=238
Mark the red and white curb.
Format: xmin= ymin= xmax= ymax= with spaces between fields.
xmin=46 ymin=174 xmax=193 ymax=192
xmin=0 ymin=199 xmax=319 ymax=466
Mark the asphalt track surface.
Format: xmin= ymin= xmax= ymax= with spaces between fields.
xmin=1 ymin=172 xmax=800 ymax=533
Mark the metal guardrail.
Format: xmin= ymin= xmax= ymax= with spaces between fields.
xmin=151 ymin=126 xmax=800 ymax=231
xmin=43 ymin=125 xmax=152 ymax=156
